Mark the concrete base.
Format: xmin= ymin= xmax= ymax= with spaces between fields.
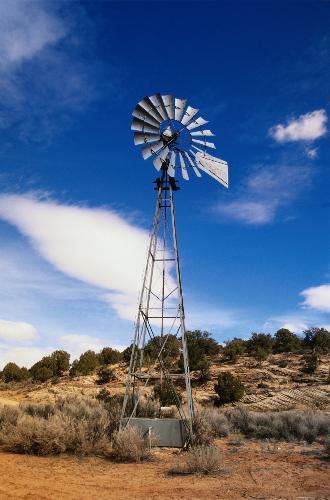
xmin=122 ymin=417 xmax=186 ymax=448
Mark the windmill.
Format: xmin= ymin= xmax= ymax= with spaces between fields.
xmin=120 ymin=94 xmax=228 ymax=447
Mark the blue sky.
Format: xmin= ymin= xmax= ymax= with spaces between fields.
xmin=0 ymin=0 xmax=329 ymax=368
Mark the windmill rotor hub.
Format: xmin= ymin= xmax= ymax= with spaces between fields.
xmin=131 ymin=94 xmax=229 ymax=187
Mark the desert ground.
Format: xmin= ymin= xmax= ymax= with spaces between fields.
xmin=0 ymin=438 xmax=329 ymax=499
xmin=0 ymin=353 xmax=329 ymax=499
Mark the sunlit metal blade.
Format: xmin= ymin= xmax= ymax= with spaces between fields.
xmin=190 ymin=129 xmax=215 ymax=137
xmin=195 ymin=152 xmax=228 ymax=187
xmin=186 ymin=116 xmax=208 ymax=130
xmin=167 ymin=151 xmax=176 ymax=177
xmin=141 ymin=141 xmax=164 ymax=160
xmin=134 ymin=132 xmax=160 ymax=145
xmin=191 ymin=145 xmax=204 ymax=153
xmin=161 ymin=95 xmax=174 ymax=119
xmin=138 ymin=97 xmax=163 ymax=122
xmin=153 ymin=147 xmax=169 ymax=171
xmin=162 ymin=125 xmax=173 ymax=138
xmin=131 ymin=117 xmax=160 ymax=134
xmin=192 ymin=138 xmax=216 ymax=149
xmin=175 ymin=98 xmax=187 ymax=121
xmin=184 ymin=151 xmax=202 ymax=177
xmin=149 ymin=94 xmax=167 ymax=120
xmin=132 ymin=105 xmax=161 ymax=127
xmin=178 ymin=152 xmax=189 ymax=180
xmin=181 ymin=106 xmax=199 ymax=126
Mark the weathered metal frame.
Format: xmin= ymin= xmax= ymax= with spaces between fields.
xmin=120 ymin=165 xmax=194 ymax=445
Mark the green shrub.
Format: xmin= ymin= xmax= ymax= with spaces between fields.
xmin=223 ymin=338 xmax=247 ymax=362
xmin=30 ymin=350 xmax=70 ymax=380
xmin=214 ymin=372 xmax=244 ymax=405
xmin=302 ymin=352 xmax=319 ymax=373
xmin=278 ymin=359 xmax=288 ymax=368
xmin=144 ymin=335 xmax=180 ymax=364
xmin=247 ymin=333 xmax=273 ymax=362
xmin=273 ymin=329 xmax=301 ymax=353
xmin=99 ymin=347 xmax=122 ymax=365
xmin=96 ymin=367 xmax=116 ymax=385
xmin=33 ymin=367 xmax=53 ymax=382
xmin=69 ymin=350 xmax=99 ymax=376
xmin=153 ymin=383 xmax=182 ymax=406
xmin=2 ymin=363 xmax=30 ymax=383
xmin=303 ymin=327 xmax=330 ymax=353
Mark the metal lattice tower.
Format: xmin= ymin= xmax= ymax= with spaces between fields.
xmin=121 ymin=94 xmax=229 ymax=447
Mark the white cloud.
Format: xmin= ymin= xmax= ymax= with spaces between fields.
xmin=300 ymin=284 xmax=330 ymax=313
xmin=306 ymin=147 xmax=318 ymax=159
xmin=0 ymin=319 xmax=37 ymax=342
xmin=0 ymin=1 xmax=65 ymax=69
xmin=0 ymin=346 xmax=53 ymax=370
xmin=269 ymin=109 xmax=327 ymax=143
xmin=215 ymin=164 xmax=310 ymax=225
xmin=59 ymin=334 xmax=124 ymax=361
xmin=0 ymin=194 xmax=176 ymax=322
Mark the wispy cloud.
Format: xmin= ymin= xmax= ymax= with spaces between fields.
xmin=0 ymin=1 xmax=102 ymax=144
xmin=269 ymin=109 xmax=327 ymax=143
xmin=300 ymin=284 xmax=330 ymax=313
xmin=215 ymin=163 xmax=311 ymax=225
xmin=0 ymin=319 xmax=37 ymax=342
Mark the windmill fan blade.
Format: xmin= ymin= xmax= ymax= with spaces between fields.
xmin=131 ymin=117 xmax=160 ymax=134
xmin=150 ymin=93 xmax=168 ymax=120
xmin=167 ymin=151 xmax=176 ymax=177
xmin=161 ymin=95 xmax=174 ymax=119
xmin=134 ymin=132 xmax=160 ymax=145
xmin=175 ymin=98 xmax=187 ymax=121
xmin=141 ymin=141 xmax=164 ymax=160
xmin=181 ymin=106 xmax=199 ymax=126
xmin=138 ymin=97 xmax=163 ymax=122
xmin=184 ymin=151 xmax=202 ymax=177
xmin=191 ymin=145 xmax=204 ymax=153
xmin=178 ymin=152 xmax=189 ymax=180
xmin=153 ymin=147 xmax=169 ymax=171
xmin=195 ymin=152 xmax=228 ymax=187
xmin=192 ymin=139 xmax=216 ymax=149
xmin=162 ymin=125 xmax=173 ymax=138
xmin=190 ymin=129 xmax=215 ymax=137
xmin=132 ymin=106 xmax=161 ymax=127
xmin=186 ymin=117 xmax=208 ymax=130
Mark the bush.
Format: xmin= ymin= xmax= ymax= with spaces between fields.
xmin=225 ymin=407 xmax=330 ymax=443
xmin=223 ymin=338 xmax=247 ymax=362
xmin=202 ymin=407 xmax=230 ymax=438
xmin=2 ymin=363 xmax=30 ymax=383
xmin=302 ymin=352 xmax=319 ymax=373
xmin=96 ymin=367 xmax=116 ymax=385
xmin=0 ymin=395 xmax=110 ymax=455
xmin=144 ymin=335 xmax=180 ymax=364
xmin=303 ymin=327 xmax=330 ymax=353
xmin=324 ymin=440 xmax=330 ymax=457
xmin=29 ymin=350 xmax=70 ymax=380
xmin=153 ymin=383 xmax=182 ymax=406
xmin=99 ymin=347 xmax=122 ymax=366
xmin=214 ymin=372 xmax=244 ymax=405
xmin=278 ymin=359 xmax=288 ymax=368
xmin=33 ymin=367 xmax=53 ymax=383
xmin=179 ymin=331 xmax=220 ymax=373
xmin=193 ymin=413 xmax=214 ymax=445
xmin=247 ymin=333 xmax=273 ymax=363
xmin=112 ymin=426 xmax=151 ymax=462
xmin=273 ymin=329 xmax=301 ymax=353
xmin=70 ymin=350 xmax=99 ymax=376
xmin=169 ymin=445 xmax=222 ymax=475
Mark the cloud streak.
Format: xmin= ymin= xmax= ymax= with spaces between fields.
xmin=0 ymin=319 xmax=37 ymax=342
xmin=215 ymin=163 xmax=311 ymax=225
xmin=300 ymin=284 xmax=330 ymax=313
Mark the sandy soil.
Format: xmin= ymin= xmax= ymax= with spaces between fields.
xmin=0 ymin=439 xmax=329 ymax=499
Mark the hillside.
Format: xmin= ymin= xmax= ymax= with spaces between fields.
xmin=1 ymin=353 xmax=329 ymax=412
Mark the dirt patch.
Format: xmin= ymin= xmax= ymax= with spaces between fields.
xmin=0 ymin=438 xmax=329 ymax=499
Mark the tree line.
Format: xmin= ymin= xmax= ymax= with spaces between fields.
xmin=1 ymin=326 xmax=329 ymax=384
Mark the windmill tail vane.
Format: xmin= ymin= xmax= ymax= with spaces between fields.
xmin=120 ymin=94 xmax=229 ymax=448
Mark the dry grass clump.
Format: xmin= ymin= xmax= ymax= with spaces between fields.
xmin=226 ymin=407 xmax=330 ymax=443
xmin=193 ymin=408 xmax=230 ymax=445
xmin=0 ymin=395 xmax=110 ymax=455
xmin=111 ymin=426 xmax=151 ymax=462
xmin=169 ymin=445 xmax=223 ymax=475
